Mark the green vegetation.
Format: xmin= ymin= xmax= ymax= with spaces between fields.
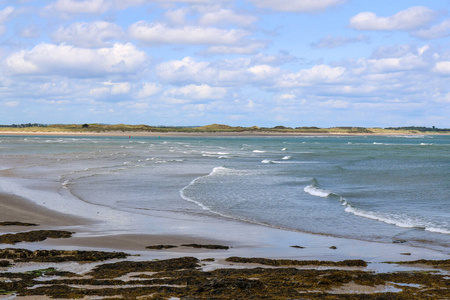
xmin=0 ymin=123 xmax=448 ymax=135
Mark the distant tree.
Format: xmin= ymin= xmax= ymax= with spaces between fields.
xmin=82 ymin=124 xmax=89 ymax=128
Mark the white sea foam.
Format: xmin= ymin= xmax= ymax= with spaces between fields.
xmin=425 ymin=227 xmax=450 ymax=234
xmin=272 ymin=161 xmax=320 ymax=164
xmin=62 ymin=180 xmax=70 ymax=189
xmin=394 ymin=135 xmax=426 ymax=138
xmin=344 ymin=206 xmax=449 ymax=234
xmin=344 ymin=206 xmax=414 ymax=228
xmin=253 ymin=150 xmax=266 ymax=153
xmin=261 ymin=159 xmax=272 ymax=164
xmin=304 ymin=185 xmax=331 ymax=198
xmin=179 ymin=167 xmax=230 ymax=211
xmin=282 ymin=156 xmax=291 ymax=160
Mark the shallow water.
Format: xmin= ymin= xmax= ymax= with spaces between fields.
xmin=0 ymin=134 xmax=448 ymax=252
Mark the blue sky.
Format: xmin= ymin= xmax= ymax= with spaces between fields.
xmin=1 ymin=0 xmax=449 ymax=127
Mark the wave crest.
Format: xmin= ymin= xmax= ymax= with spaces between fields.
xmin=304 ymin=185 xmax=331 ymax=198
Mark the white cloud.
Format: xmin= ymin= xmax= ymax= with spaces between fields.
xmin=364 ymin=55 xmax=426 ymax=73
xmin=157 ymin=57 xmax=212 ymax=84
xmin=414 ymin=19 xmax=450 ymax=40
xmin=167 ymin=84 xmax=227 ymax=100
xmin=248 ymin=64 xmax=280 ymax=80
xmin=48 ymin=0 xmax=109 ymax=14
xmin=199 ymin=9 xmax=257 ymax=27
xmin=90 ymin=81 xmax=131 ymax=98
xmin=137 ymin=83 xmax=162 ymax=98
xmin=349 ymin=6 xmax=437 ymax=31
xmin=129 ymin=21 xmax=247 ymax=45
xmin=0 ymin=6 xmax=14 ymax=23
xmin=251 ymin=53 xmax=296 ymax=66
xmin=53 ymin=21 xmax=124 ymax=47
xmin=156 ymin=57 xmax=282 ymax=86
xmin=277 ymin=65 xmax=345 ymax=87
xmin=311 ymin=34 xmax=369 ymax=49
xmin=156 ymin=57 xmax=245 ymax=85
xmin=206 ymin=42 xmax=266 ymax=55
xmin=110 ymin=82 xmax=131 ymax=95
xmin=0 ymin=6 xmax=14 ymax=35
xmin=249 ymin=0 xmax=345 ymax=13
xmin=5 ymin=43 xmax=146 ymax=77
xmin=433 ymin=61 xmax=450 ymax=75
xmin=164 ymin=7 xmax=190 ymax=26
xmin=418 ymin=45 xmax=430 ymax=55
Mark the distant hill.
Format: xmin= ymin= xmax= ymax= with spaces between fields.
xmin=0 ymin=123 xmax=448 ymax=135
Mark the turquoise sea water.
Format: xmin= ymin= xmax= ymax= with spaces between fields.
xmin=0 ymin=135 xmax=448 ymax=252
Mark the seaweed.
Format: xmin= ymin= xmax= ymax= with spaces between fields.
xmin=290 ymin=245 xmax=305 ymax=249
xmin=0 ymin=230 xmax=73 ymax=244
xmin=0 ymin=256 xmax=448 ymax=299
xmin=181 ymin=244 xmax=230 ymax=250
xmin=89 ymin=257 xmax=200 ymax=279
xmin=0 ymin=248 xmax=129 ymax=262
xmin=386 ymin=259 xmax=450 ymax=268
xmin=0 ymin=221 xmax=39 ymax=226
xmin=0 ymin=260 xmax=11 ymax=267
xmin=146 ymin=244 xmax=178 ymax=250
xmin=225 ymin=257 xmax=368 ymax=267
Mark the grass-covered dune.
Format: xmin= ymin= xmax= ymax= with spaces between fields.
xmin=0 ymin=123 xmax=448 ymax=135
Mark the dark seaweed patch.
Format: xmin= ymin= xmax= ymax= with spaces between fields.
xmin=0 ymin=222 xmax=39 ymax=227
xmin=1 ymin=256 xmax=449 ymax=299
xmin=0 ymin=230 xmax=72 ymax=244
xmin=0 ymin=248 xmax=128 ymax=262
xmin=225 ymin=257 xmax=368 ymax=267
xmin=145 ymin=244 xmax=178 ymax=250
xmin=181 ymin=244 xmax=230 ymax=250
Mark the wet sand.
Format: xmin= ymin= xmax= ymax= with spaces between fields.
xmin=1 ymin=190 xmax=448 ymax=261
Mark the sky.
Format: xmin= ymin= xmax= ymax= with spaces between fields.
xmin=1 ymin=0 xmax=450 ymax=127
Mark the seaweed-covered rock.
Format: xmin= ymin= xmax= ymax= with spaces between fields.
xmin=0 ymin=230 xmax=73 ymax=244
xmin=146 ymin=244 xmax=178 ymax=250
xmin=89 ymin=257 xmax=200 ymax=279
xmin=0 ymin=222 xmax=38 ymax=226
xmin=0 ymin=248 xmax=128 ymax=262
xmin=181 ymin=244 xmax=229 ymax=250
xmin=0 ymin=260 xmax=11 ymax=267
xmin=225 ymin=257 xmax=368 ymax=267
xmin=290 ymin=245 xmax=305 ymax=249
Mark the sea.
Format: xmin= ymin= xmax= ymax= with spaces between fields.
xmin=0 ymin=134 xmax=448 ymax=253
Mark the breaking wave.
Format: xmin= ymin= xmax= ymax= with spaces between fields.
xmin=304 ymin=182 xmax=449 ymax=235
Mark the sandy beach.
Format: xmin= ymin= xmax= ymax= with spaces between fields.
xmin=0 ymin=133 xmax=449 ymax=299
xmin=1 ymin=189 xmax=449 ymax=299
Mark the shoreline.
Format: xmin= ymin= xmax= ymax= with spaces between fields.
xmin=0 ymin=129 xmax=448 ymax=138
xmin=1 ymin=190 xmax=449 ymax=298
xmin=1 ymin=190 xmax=448 ymax=262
